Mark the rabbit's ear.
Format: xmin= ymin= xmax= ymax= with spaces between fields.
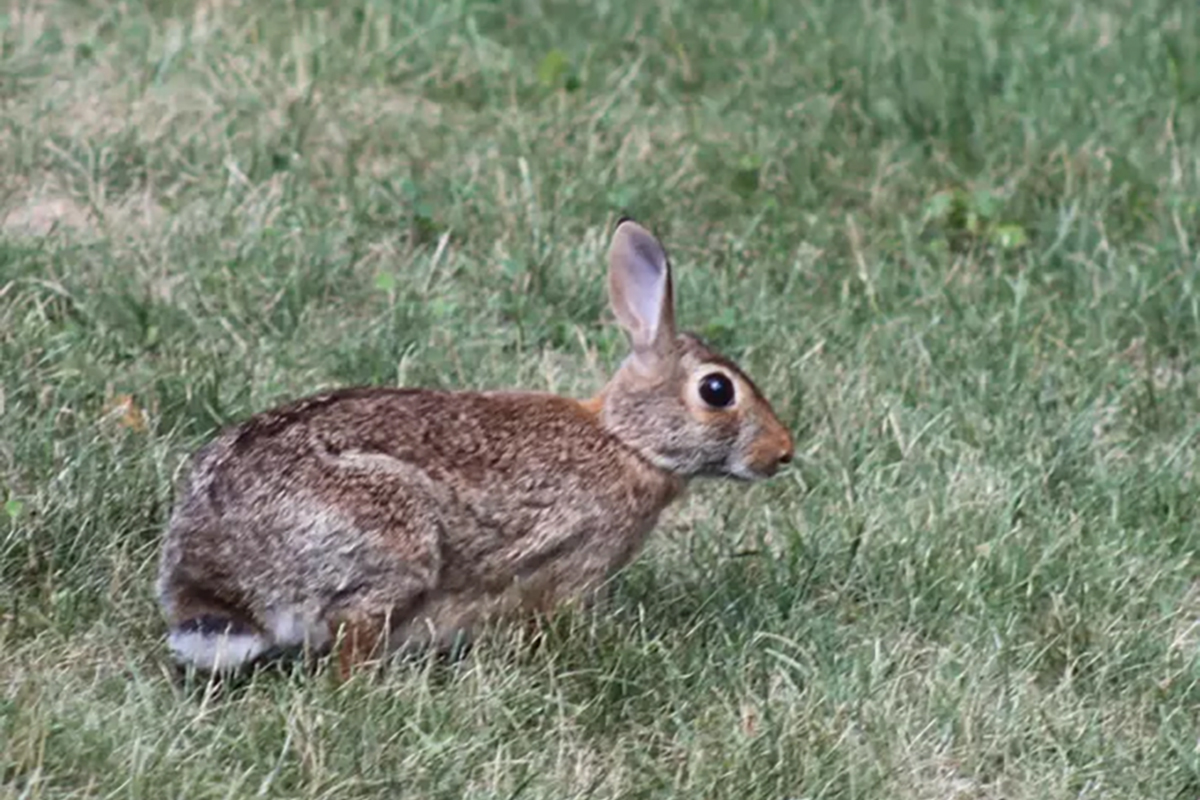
xmin=608 ymin=219 xmax=677 ymax=364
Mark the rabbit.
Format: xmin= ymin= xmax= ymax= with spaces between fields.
xmin=156 ymin=218 xmax=795 ymax=676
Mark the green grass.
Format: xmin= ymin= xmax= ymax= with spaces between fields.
xmin=2 ymin=0 xmax=1200 ymax=796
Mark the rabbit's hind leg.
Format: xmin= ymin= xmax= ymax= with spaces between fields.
xmin=327 ymin=611 xmax=393 ymax=680
xmin=326 ymin=594 xmax=438 ymax=679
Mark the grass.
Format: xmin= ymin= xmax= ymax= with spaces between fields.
xmin=2 ymin=0 xmax=1200 ymax=796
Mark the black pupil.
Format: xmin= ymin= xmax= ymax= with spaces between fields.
xmin=699 ymin=373 xmax=735 ymax=408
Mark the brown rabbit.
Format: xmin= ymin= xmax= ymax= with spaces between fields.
xmin=156 ymin=219 xmax=794 ymax=675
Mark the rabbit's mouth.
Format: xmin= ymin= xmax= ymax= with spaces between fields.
xmin=727 ymin=461 xmax=778 ymax=482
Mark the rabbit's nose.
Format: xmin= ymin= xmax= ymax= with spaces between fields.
xmin=751 ymin=422 xmax=795 ymax=477
xmin=777 ymin=439 xmax=794 ymax=467
xmin=769 ymin=431 xmax=794 ymax=471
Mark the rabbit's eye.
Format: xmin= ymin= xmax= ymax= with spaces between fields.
xmin=699 ymin=372 xmax=735 ymax=408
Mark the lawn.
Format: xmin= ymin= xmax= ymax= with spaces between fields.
xmin=2 ymin=0 xmax=1200 ymax=797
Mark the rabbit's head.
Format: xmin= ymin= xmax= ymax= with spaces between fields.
xmin=597 ymin=219 xmax=795 ymax=481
